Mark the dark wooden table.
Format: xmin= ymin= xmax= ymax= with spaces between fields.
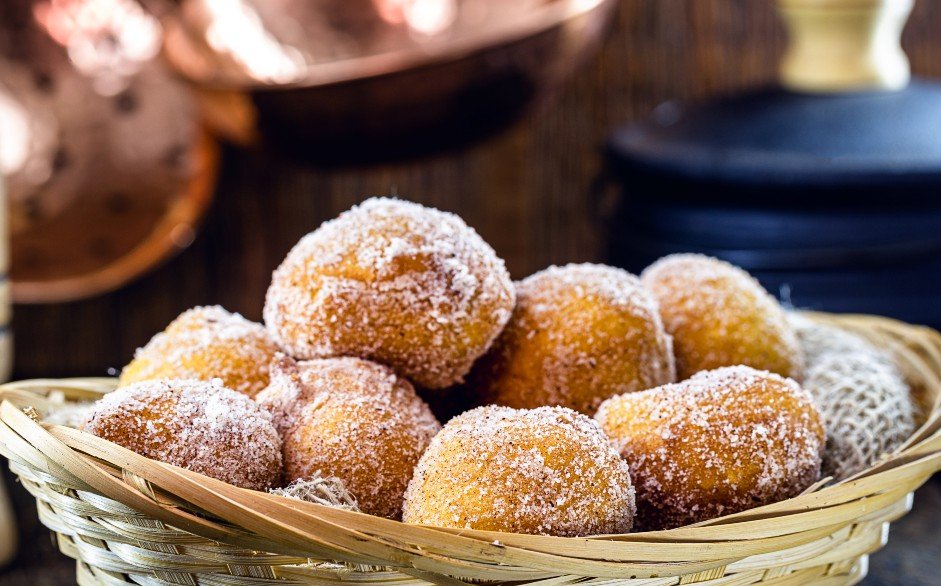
xmin=2 ymin=1 xmax=940 ymax=583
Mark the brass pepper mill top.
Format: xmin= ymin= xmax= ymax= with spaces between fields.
xmin=777 ymin=0 xmax=914 ymax=92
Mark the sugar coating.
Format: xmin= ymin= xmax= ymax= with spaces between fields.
xmin=596 ymin=366 xmax=823 ymax=530
xmin=403 ymin=405 xmax=636 ymax=536
xmin=120 ymin=306 xmax=281 ymax=398
xmin=789 ymin=316 xmax=916 ymax=480
xmin=641 ymin=254 xmax=803 ymax=381
xmin=84 ymin=379 xmax=283 ymax=491
xmin=263 ymin=197 xmax=515 ymax=389
xmin=257 ymin=355 xmax=441 ymax=519
xmin=467 ymin=263 xmax=675 ymax=414
xmin=45 ymin=402 xmax=95 ymax=428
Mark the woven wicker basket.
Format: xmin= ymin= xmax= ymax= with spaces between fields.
xmin=1 ymin=312 xmax=940 ymax=586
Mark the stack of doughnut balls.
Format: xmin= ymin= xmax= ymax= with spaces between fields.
xmin=82 ymin=197 xmax=917 ymax=535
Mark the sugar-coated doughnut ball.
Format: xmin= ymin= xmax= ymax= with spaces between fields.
xmin=256 ymin=355 xmax=441 ymax=519
xmin=120 ymin=306 xmax=281 ymax=398
xmin=403 ymin=405 xmax=635 ymax=536
xmin=466 ymin=264 xmax=675 ymax=414
xmin=85 ymin=379 xmax=282 ymax=490
xmin=263 ymin=197 xmax=515 ymax=389
xmin=596 ymin=366 xmax=824 ymax=530
xmin=641 ymin=254 xmax=803 ymax=381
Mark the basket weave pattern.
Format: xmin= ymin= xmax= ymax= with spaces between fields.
xmin=1 ymin=313 xmax=940 ymax=586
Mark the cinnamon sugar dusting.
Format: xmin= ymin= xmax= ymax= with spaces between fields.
xmin=469 ymin=263 xmax=675 ymax=414
xmin=641 ymin=254 xmax=803 ymax=381
xmin=596 ymin=365 xmax=823 ymax=530
xmin=85 ymin=379 xmax=282 ymax=491
xmin=403 ymin=405 xmax=635 ymax=536
xmin=258 ymin=355 xmax=441 ymax=519
xmin=120 ymin=305 xmax=280 ymax=398
xmin=523 ymin=264 xmax=663 ymax=311
xmin=263 ymin=197 xmax=515 ymax=389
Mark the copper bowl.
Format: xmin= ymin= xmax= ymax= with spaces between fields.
xmin=0 ymin=0 xmax=219 ymax=304
xmin=162 ymin=0 xmax=617 ymax=163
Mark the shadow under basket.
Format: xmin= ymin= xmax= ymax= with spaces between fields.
xmin=1 ymin=313 xmax=940 ymax=586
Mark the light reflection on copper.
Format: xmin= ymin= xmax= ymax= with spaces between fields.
xmin=161 ymin=0 xmax=614 ymax=158
xmin=0 ymin=67 xmax=58 ymax=203
xmin=375 ymin=0 xmax=483 ymax=34
xmin=0 ymin=66 xmax=60 ymax=235
xmin=202 ymin=0 xmax=306 ymax=84
xmin=169 ymin=0 xmax=557 ymax=86
xmin=0 ymin=93 xmax=31 ymax=177
xmin=404 ymin=0 xmax=458 ymax=36
xmin=32 ymin=0 xmax=160 ymax=95
xmin=374 ymin=0 xmax=407 ymax=25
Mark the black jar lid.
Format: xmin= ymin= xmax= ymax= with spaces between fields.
xmin=606 ymin=0 xmax=941 ymax=197
xmin=607 ymin=80 xmax=941 ymax=191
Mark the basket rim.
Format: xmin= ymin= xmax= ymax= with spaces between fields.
xmin=1 ymin=311 xmax=940 ymax=582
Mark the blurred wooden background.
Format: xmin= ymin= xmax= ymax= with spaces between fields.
xmin=4 ymin=1 xmax=941 ymax=583
xmin=12 ymin=0 xmax=941 ymax=380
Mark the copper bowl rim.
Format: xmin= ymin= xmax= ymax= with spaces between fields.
xmin=11 ymin=128 xmax=220 ymax=305
xmin=162 ymin=0 xmax=617 ymax=91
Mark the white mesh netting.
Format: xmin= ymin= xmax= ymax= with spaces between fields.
xmin=790 ymin=315 xmax=917 ymax=481
xmin=44 ymin=402 xmax=95 ymax=428
xmin=269 ymin=474 xmax=360 ymax=512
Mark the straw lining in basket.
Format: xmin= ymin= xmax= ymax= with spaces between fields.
xmin=0 ymin=312 xmax=939 ymax=585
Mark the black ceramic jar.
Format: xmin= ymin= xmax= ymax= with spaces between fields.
xmin=604 ymin=0 xmax=941 ymax=327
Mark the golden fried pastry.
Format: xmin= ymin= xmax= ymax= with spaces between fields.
xmin=263 ymin=197 xmax=515 ymax=389
xmin=257 ymin=355 xmax=441 ymax=519
xmin=466 ymin=264 xmax=675 ymax=414
xmin=596 ymin=366 xmax=824 ymax=530
xmin=85 ymin=379 xmax=282 ymax=490
xmin=120 ymin=305 xmax=280 ymax=398
xmin=641 ymin=254 xmax=803 ymax=380
xmin=402 ymin=405 xmax=635 ymax=536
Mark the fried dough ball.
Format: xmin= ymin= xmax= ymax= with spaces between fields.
xmin=403 ymin=405 xmax=635 ymax=536
xmin=84 ymin=379 xmax=282 ymax=490
xmin=263 ymin=197 xmax=515 ymax=389
xmin=466 ymin=264 xmax=675 ymax=414
xmin=641 ymin=254 xmax=803 ymax=380
xmin=120 ymin=306 xmax=281 ymax=398
xmin=596 ymin=366 xmax=824 ymax=530
xmin=256 ymin=355 xmax=441 ymax=519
